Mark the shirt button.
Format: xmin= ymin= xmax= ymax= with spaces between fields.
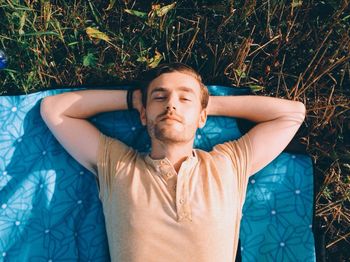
xmin=179 ymin=199 xmax=184 ymax=204
xmin=179 ymin=212 xmax=187 ymax=218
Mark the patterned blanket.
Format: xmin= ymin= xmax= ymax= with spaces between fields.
xmin=0 ymin=86 xmax=315 ymax=261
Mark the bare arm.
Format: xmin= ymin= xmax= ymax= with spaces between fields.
xmin=208 ymin=95 xmax=306 ymax=175
xmin=40 ymin=89 xmax=142 ymax=176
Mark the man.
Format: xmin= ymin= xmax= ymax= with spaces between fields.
xmin=40 ymin=63 xmax=306 ymax=262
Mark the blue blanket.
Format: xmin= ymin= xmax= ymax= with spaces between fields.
xmin=0 ymin=86 xmax=315 ymax=261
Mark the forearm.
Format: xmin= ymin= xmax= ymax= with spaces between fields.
xmin=41 ymin=89 xmax=129 ymax=119
xmin=208 ymin=95 xmax=306 ymax=123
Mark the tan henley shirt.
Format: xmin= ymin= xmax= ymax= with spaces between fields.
xmin=97 ymin=131 xmax=252 ymax=262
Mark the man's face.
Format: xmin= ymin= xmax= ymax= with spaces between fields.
xmin=140 ymin=71 xmax=207 ymax=144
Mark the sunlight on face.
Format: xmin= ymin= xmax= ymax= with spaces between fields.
xmin=141 ymin=71 xmax=207 ymax=144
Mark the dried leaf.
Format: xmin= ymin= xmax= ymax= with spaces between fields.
xmin=124 ymin=9 xmax=148 ymax=19
xmin=249 ymin=84 xmax=265 ymax=91
xmin=19 ymin=11 xmax=27 ymax=35
xmin=148 ymin=50 xmax=163 ymax=68
xmin=234 ymin=69 xmax=247 ymax=78
xmin=292 ymin=0 xmax=303 ymax=8
xmin=136 ymin=56 xmax=148 ymax=62
xmin=154 ymin=2 xmax=176 ymax=17
xmin=86 ymin=27 xmax=110 ymax=42
xmin=105 ymin=0 xmax=116 ymax=11
xmin=151 ymin=4 xmax=161 ymax=11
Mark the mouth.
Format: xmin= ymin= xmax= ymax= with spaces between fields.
xmin=161 ymin=117 xmax=180 ymax=122
xmin=159 ymin=114 xmax=182 ymax=123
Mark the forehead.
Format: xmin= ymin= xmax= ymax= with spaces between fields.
xmin=148 ymin=71 xmax=201 ymax=95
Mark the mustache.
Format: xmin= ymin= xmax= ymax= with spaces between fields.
xmin=157 ymin=110 xmax=182 ymax=123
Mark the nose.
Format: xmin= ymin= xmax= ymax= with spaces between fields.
xmin=166 ymin=105 xmax=176 ymax=111
xmin=165 ymin=94 xmax=177 ymax=111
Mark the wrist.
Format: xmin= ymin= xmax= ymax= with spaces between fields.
xmin=207 ymin=96 xmax=217 ymax=116
xmin=127 ymin=89 xmax=134 ymax=110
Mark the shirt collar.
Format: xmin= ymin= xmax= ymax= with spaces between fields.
xmin=145 ymin=150 xmax=198 ymax=176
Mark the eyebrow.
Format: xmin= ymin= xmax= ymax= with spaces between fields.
xmin=150 ymin=86 xmax=196 ymax=95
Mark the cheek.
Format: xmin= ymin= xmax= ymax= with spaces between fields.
xmin=184 ymin=109 xmax=201 ymax=126
xmin=147 ymin=102 xmax=160 ymax=112
xmin=144 ymin=108 xmax=159 ymax=125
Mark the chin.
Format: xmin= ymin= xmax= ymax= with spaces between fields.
xmin=155 ymin=128 xmax=191 ymax=143
xmin=147 ymin=121 xmax=196 ymax=143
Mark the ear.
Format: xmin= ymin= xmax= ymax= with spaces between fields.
xmin=140 ymin=106 xmax=147 ymax=126
xmin=198 ymin=108 xmax=208 ymax=128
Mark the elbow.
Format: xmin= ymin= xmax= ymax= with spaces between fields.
xmin=40 ymin=97 xmax=49 ymax=120
xmin=40 ymin=97 xmax=53 ymax=121
xmin=40 ymin=96 xmax=59 ymax=123
xmin=298 ymin=101 xmax=306 ymax=118
xmin=294 ymin=101 xmax=306 ymax=123
xmin=281 ymin=101 xmax=306 ymax=124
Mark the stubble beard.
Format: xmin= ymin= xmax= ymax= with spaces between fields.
xmin=147 ymin=120 xmax=195 ymax=144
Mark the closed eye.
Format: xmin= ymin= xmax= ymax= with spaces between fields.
xmin=181 ymin=97 xmax=191 ymax=101
xmin=154 ymin=96 xmax=166 ymax=100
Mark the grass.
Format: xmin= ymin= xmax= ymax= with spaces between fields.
xmin=0 ymin=0 xmax=349 ymax=260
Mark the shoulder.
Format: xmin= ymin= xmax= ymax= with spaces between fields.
xmin=97 ymin=132 xmax=139 ymax=170
xmin=204 ymin=134 xmax=252 ymax=172
xmin=211 ymin=134 xmax=252 ymax=156
xmin=194 ymin=148 xmax=231 ymax=167
xmin=99 ymin=132 xmax=135 ymax=153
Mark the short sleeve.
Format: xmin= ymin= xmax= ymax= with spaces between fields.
xmin=212 ymin=133 xmax=253 ymax=207
xmin=97 ymin=132 xmax=135 ymax=199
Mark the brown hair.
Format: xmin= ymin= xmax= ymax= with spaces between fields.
xmin=137 ymin=62 xmax=209 ymax=109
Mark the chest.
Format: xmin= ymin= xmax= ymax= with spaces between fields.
xmin=107 ymin=162 xmax=241 ymax=225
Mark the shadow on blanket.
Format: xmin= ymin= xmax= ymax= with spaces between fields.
xmin=2 ymin=101 xmax=109 ymax=260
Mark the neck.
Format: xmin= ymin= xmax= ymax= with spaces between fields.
xmin=150 ymin=140 xmax=194 ymax=173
